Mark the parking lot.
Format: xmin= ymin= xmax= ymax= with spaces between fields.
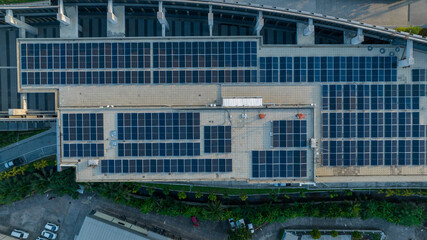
xmin=0 ymin=193 xmax=425 ymax=240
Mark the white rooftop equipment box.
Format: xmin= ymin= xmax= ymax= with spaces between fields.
xmin=222 ymin=97 xmax=263 ymax=107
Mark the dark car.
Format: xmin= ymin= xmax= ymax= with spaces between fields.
xmin=4 ymin=157 xmax=24 ymax=169
xmin=191 ymin=216 xmax=199 ymax=226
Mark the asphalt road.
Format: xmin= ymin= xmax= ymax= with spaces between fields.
xmin=0 ymin=128 xmax=56 ymax=171
xmin=0 ymin=193 xmax=425 ymax=240
xmin=245 ymin=0 xmax=427 ymax=27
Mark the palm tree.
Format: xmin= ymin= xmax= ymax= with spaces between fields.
xmin=206 ymin=200 xmax=225 ymax=221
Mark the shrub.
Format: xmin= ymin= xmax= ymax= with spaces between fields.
xmin=178 ymin=190 xmax=187 ymax=200
xmin=331 ymin=230 xmax=339 ymax=238
xmin=240 ymin=193 xmax=248 ymax=201
xmin=162 ymin=187 xmax=170 ymax=196
xmin=352 ymin=231 xmax=362 ymax=240
xmin=208 ymin=192 xmax=217 ymax=202
xmin=195 ymin=191 xmax=203 ymax=199
xmin=310 ymin=228 xmax=321 ymax=239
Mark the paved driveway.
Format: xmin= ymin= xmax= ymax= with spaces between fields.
xmin=0 ymin=128 xmax=56 ymax=171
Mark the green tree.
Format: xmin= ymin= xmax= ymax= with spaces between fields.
xmin=352 ymin=231 xmax=362 ymax=240
xmin=146 ymin=187 xmax=155 ymax=196
xmin=162 ymin=187 xmax=170 ymax=196
xmin=206 ymin=201 xmax=225 ymax=220
xmin=227 ymin=227 xmax=252 ymax=240
xmin=331 ymin=230 xmax=339 ymax=238
xmin=178 ymin=190 xmax=187 ymax=200
xmin=310 ymin=228 xmax=321 ymax=239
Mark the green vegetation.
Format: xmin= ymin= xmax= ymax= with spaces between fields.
xmin=0 ymin=159 xmax=425 ymax=231
xmin=352 ymin=231 xmax=362 ymax=240
xmin=140 ymin=182 xmax=314 ymax=196
xmin=396 ymin=26 xmax=422 ymax=35
xmin=227 ymin=227 xmax=252 ymax=240
xmin=0 ymin=129 xmax=48 ymax=148
xmin=377 ymin=189 xmax=425 ymax=197
xmin=310 ymin=228 xmax=321 ymax=239
xmin=0 ymin=157 xmax=79 ymax=205
xmin=331 ymin=230 xmax=339 ymax=238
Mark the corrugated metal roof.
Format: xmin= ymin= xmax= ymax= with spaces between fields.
xmin=76 ymin=215 xmax=150 ymax=240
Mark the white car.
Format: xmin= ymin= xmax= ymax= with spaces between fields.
xmin=41 ymin=230 xmax=57 ymax=240
xmin=228 ymin=218 xmax=236 ymax=231
xmin=247 ymin=223 xmax=254 ymax=233
xmin=44 ymin=222 xmax=59 ymax=232
xmin=236 ymin=218 xmax=245 ymax=228
xmin=11 ymin=229 xmax=29 ymax=239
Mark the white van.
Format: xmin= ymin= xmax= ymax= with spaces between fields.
xmin=11 ymin=229 xmax=29 ymax=239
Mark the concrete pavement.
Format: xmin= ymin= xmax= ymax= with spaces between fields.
xmin=0 ymin=128 xmax=56 ymax=171
xmin=245 ymin=0 xmax=427 ymax=27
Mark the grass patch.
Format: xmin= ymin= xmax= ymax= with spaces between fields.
xmin=0 ymin=129 xmax=48 ymax=148
xmin=396 ymin=26 xmax=422 ymax=35
xmin=141 ymin=182 xmax=320 ymax=195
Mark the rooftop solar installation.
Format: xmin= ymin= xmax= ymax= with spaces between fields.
xmin=19 ymin=40 xmax=258 ymax=86
xmin=272 ymin=120 xmax=307 ymax=148
xmin=118 ymin=142 xmax=201 ymax=157
xmin=413 ymin=69 xmax=427 ymax=82
xmin=260 ymin=56 xmax=397 ymax=83
xmin=63 ymin=113 xmax=104 ymax=141
xmin=117 ymin=112 xmax=200 ymax=140
xmin=321 ymin=84 xmax=427 ymax=166
xmin=100 ymin=159 xmax=232 ymax=174
xmin=252 ymin=150 xmax=307 ymax=178
xmin=204 ymin=126 xmax=232 ymax=153
xmin=63 ymin=143 xmax=104 ymax=157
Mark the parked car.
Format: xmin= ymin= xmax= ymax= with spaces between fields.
xmin=191 ymin=216 xmax=199 ymax=227
xmin=36 ymin=237 xmax=48 ymax=240
xmin=228 ymin=218 xmax=236 ymax=231
xmin=44 ymin=222 xmax=59 ymax=232
xmin=247 ymin=223 xmax=254 ymax=233
xmin=236 ymin=218 xmax=245 ymax=228
xmin=41 ymin=230 xmax=57 ymax=240
xmin=11 ymin=229 xmax=29 ymax=239
xmin=4 ymin=157 xmax=24 ymax=169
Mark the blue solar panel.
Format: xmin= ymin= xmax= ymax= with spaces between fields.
xmin=118 ymin=143 xmax=200 ymax=157
xmin=252 ymin=150 xmax=307 ymax=178
xmin=204 ymin=126 xmax=232 ymax=153
xmin=321 ymin=84 xmax=427 ymax=167
xmin=100 ymin=159 xmax=232 ymax=173
xmin=413 ymin=69 xmax=426 ymax=82
xmin=117 ymin=112 xmax=200 ymax=140
xmin=63 ymin=143 xmax=103 ymax=157
xmin=63 ymin=113 xmax=103 ymax=141
xmin=272 ymin=120 xmax=307 ymax=148
xmin=264 ymin=56 xmax=397 ymax=83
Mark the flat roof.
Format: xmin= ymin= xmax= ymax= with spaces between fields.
xmin=15 ymin=36 xmax=427 ymax=183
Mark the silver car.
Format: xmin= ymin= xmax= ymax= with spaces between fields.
xmin=44 ymin=222 xmax=59 ymax=232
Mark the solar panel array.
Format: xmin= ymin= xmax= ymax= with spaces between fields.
xmin=272 ymin=120 xmax=307 ymax=148
xmin=63 ymin=143 xmax=104 ymax=157
xmin=153 ymin=41 xmax=257 ymax=68
xmin=252 ymin=150 xmax=307 ymax=178
xmin=260 ymin=56 xmax=397 ymax=83
xmin=118 ymin=143 xmax=201 ymax=157
xmin=63 ymin=113 xmax=104 ymax=141
xmin=321 ymin=84 xmax=427 ymax=166
xmin=100 ymin=159 xmax=232 ymax=174
xmin=117 ymin=113 xmax=200 ymax=140
xmin=204 ymin=126 xmax=232 ymax=153
xmin=20 ymin=40 xmax=258 ymax=85
xmin=62 ymin=113 xmax=104 ymax=158
xmin=413 ymin=69 xmax=427 ymax=82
